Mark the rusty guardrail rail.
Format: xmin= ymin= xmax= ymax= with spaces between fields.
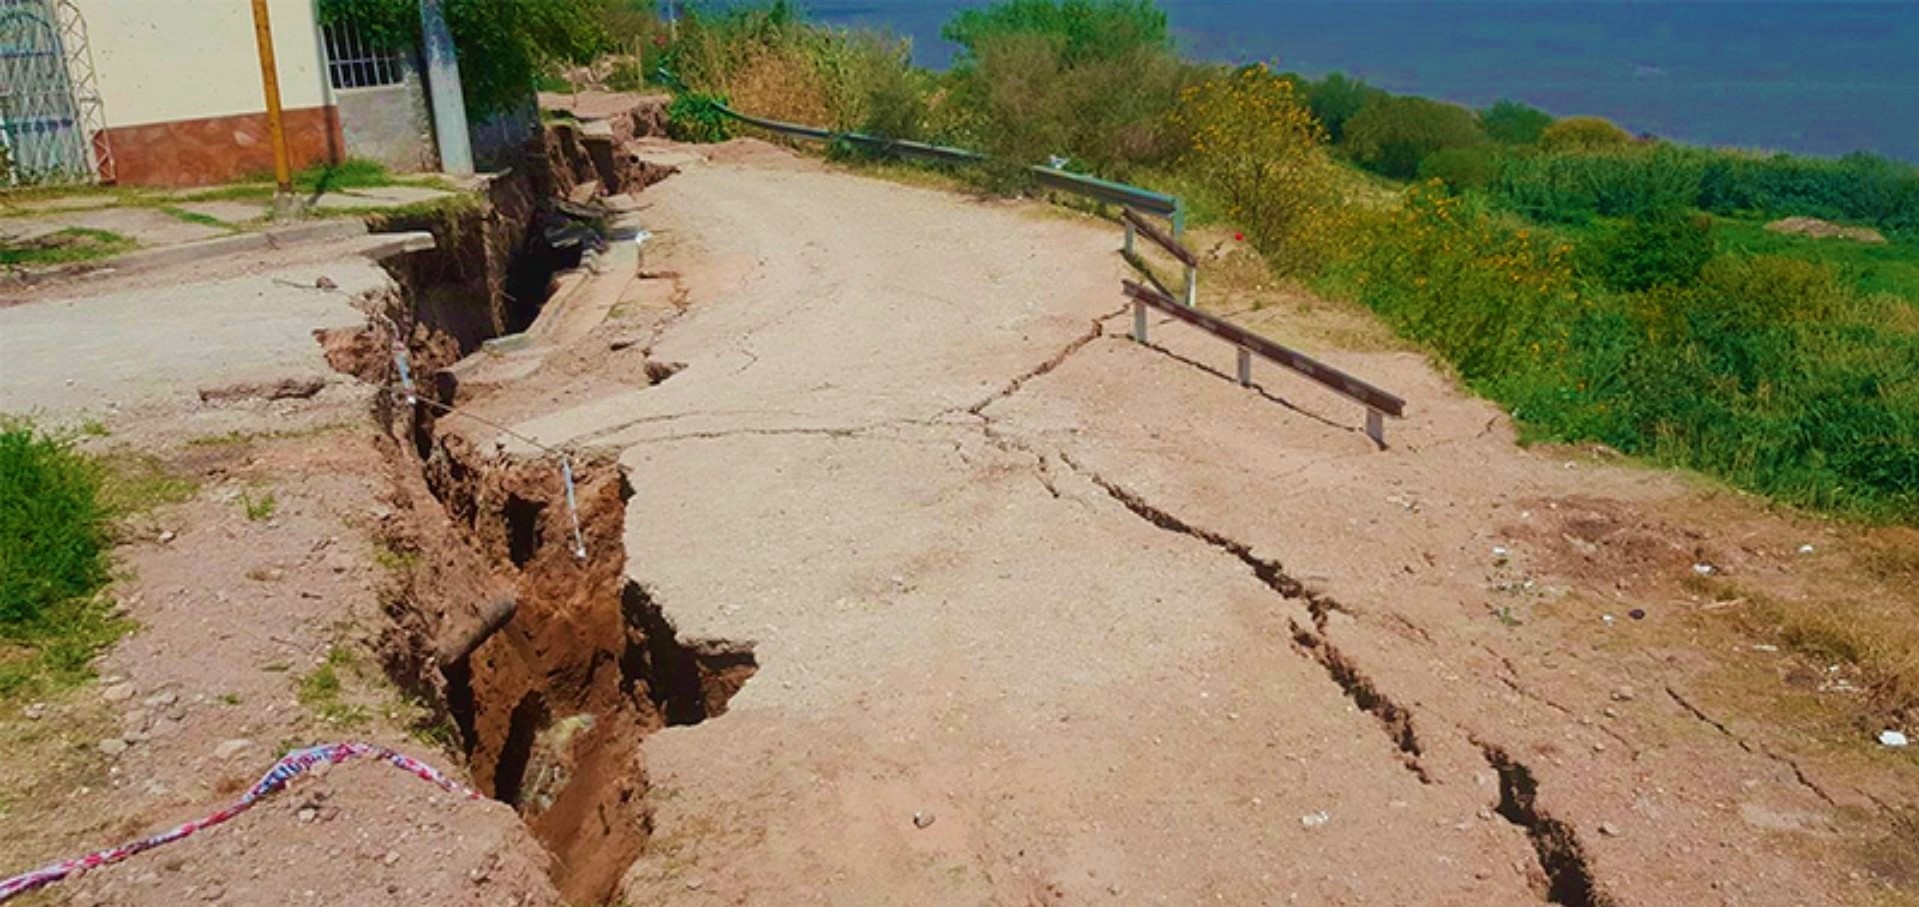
xmin=696 ymin=90 xmax=1185 ymax=232
xmin=1122 ymin=207 xmax=1197 ymax=307
xmin=1122 ymin=279 xmax=1406 ymax=445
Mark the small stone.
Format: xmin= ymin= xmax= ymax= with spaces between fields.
xmin=103 ymin=683 xmax=136 ymax=703
xmin=383 ymin=851 xmax=401 ymax=866
xmin=912 ymin=811 xmax=936 ymax=829
xmin=297 ymin=807 xmax=318 ymax=823
xmin=1602 ymin=707 xmax=1620 ymax=719
xmin=23 ymin=702 xmax=47 ymax=720
xmin=1598 ymin=822 xmax=1622 ymax=837
xmin=685 ymin=879 xmax=704 ymax=891
xmin=142 ymin=691 xmax=178 ymax=709
xmin=214 ymin=738 xmax=255 ymax=761
xmin=158 ymin=530 xmax=177 ymax=544
xmin=1797 ymin=544 xmax=1816 ymax=555
xmin=1880 ymin=730 xmax=1910 ymax=748
xmin=1610 ymin=686 xmax=1636 ymax=702
xmin=97 ymin=738 xmax=129 ymax=756
xmin=1628 ymin=608 xmax=1646 ymax=621
xmin=1299 ymin=811 xmax=1330 ymax=829
xmin=1692 ymin=563 xmax=1716 ymax=576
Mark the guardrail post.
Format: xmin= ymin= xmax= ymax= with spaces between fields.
xmin=1237 ymin=348 xmax=1252 ymax=387
xmin=1133 ymin=300 xmax=1147 ymax=343
xmin=1183 ymin=264 xmax=1197 ymax=308
xmin=1173 ymin=199 xmax=1187 ymax=239
xmin=1366 ymin=408 xmax=1385 ymax=447
xmin=1124 ymin=219 xmax=1136 ymax=257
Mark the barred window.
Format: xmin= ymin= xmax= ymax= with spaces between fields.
xmin=322 ymin=21 xmax=404 ymax=90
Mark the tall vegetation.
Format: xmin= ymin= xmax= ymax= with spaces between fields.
xmin=1341 ymin=96 xmax=1487 ymax=179
xmin=1170 ymin=65 xmax=1338 ymax=272
xmin=0 ymin=423 xmax=124 ymax=696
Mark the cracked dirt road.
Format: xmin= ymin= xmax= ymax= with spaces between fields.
xmin=469 ymin=141 xmax=1881 ymax=906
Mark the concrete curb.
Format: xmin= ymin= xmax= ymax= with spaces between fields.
xmin=13 ymin=219 xmax=372 ymax=285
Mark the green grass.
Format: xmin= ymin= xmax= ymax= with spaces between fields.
xmin=157 ymin=205 xmax=237 ymax=231
xmin=0 ymin=227 xmax=135 ymax=267
xmin=1713 ymin=217 xmax=1919 ymax=304
xmin=0 ymin=422 xmax=136 ymax=699
xmin=294 ymin=158 xmax=395 ymax=195
xmin=241 ymin=489 xmax=277 ymax=522
xmin=295 ymin=645 xmax=369 ymax=726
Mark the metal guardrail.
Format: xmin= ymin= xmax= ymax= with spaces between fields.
xmin=710 ymin=100 xmax=1185 ymax=232
xmin=655 ymin=73 xmax=1401 ymax=446
xmin=1123 ymin=279 xmax=1406 ymax=445
xmin=1123 ymin=207 xmax=1197 ymax=307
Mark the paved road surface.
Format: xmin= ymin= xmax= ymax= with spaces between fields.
xmin=503 ymin=145 xmax=1843 ymax=907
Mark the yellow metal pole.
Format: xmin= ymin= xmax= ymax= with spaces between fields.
xmin=248 ymin=0 xmax=293 ymax=196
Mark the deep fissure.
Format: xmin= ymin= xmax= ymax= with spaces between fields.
xmin=1480 ymin=743 xmax=1613 ymax=907
xmin=346 ymin=122 xmax=770 ymax=903
xmin=1055 ymin=451 xmax=1428 ymax=779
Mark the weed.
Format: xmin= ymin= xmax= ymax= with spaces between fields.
xmin=0 ymin=227 xmax=135 ymax=267
xmin=241 ymin=489 xmax=278 ymax=522
xmin=77 ymin=419 xmax=109 ymax=438
xmin=295 ymin=645 xmax=370 ymax=727
xmin=157 ymin=206 xmax=235 ymax=231
xmin=0 ymin=420 xmax=141 ymax=700
xmin=217 ymin=692 xmax=242 ymax=706
xmin=293 ymin=157 xmax=395 ymax=195
xmin=371 ymin=539 xmax=420 ymax=573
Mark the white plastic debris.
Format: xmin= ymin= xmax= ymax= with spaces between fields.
xmin=1692 ymin=563 xmax=1716 ymax=576
xmin=1881 ymin=730 xmax=1910 ymax=748
xmin=1492 ymin=545 xmax=1510 ymax=563
xmin=1299 ymin=811 xmax=1330 ymax=829
xmin=1797 ymin=544 xmax=1816 ymax=555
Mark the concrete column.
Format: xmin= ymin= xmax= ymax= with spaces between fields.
xmin=418 ymin=0 xmax=474 ymax=175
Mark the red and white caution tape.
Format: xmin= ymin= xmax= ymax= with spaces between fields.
xmin=0 ymin=742 xmax=478 ymax=903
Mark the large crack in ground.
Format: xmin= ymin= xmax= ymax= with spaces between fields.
xmin=389 ymin=425 xmax=760 ymax=904
xmin=1052 ymin=451 xmax=1430 ymax=782
xmin=1478 ymin=742 xmax=1616 ymax=907
xmin=1665 ymin=685 xmax=1835 ymax=806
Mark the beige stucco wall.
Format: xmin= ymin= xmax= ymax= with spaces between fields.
xmin=74 ymin=0 xmax=334 ymax=128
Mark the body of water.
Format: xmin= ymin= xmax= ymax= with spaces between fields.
xmin=797 ymin=0 xmax=1919 ymax=162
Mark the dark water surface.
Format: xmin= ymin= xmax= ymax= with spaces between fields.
xmin=794 ymin=0 xmax=1919 ymax=161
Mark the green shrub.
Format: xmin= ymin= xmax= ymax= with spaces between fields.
xmin=1698 ymin=151 xmax=1919 ymax=235
xmin=0 ymin=424 xmax=109 ymax=630
xmin=1417 ymin=145 xmax=1502 ymax=191
xmin=1489 ymin=146 xmax=1707 ymax=223
xmin=942 ymin=0 xmax=1168 ymax=66
xmin=1299 ymin=72 xmax=1386 ymax=144
xmin=939 ymin=0 xmax=1189 ymax=171
xmin=1580 ymin=211 xmax=1716 ymax=292
xmin=1341 ymin=96 xmax=1487 ymax=180
xmin=1480 ymin=100 xmax=1553 ymax=145
xmin=1539 ymin=116 xmax=1634 ymax=152
xmin=1170 ymin=64 xmax=1337 ymax=273
xmin=666 ymin=91 xmax=734 ymax=143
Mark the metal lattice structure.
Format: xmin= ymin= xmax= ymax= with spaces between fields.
xmin=0 ymin=0 xmax=111 ymax=186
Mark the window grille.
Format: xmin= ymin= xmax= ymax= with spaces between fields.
xmin=322 ymin=20 xmax=404 ymax=90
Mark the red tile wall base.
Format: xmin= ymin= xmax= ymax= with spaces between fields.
xmin=104 ymin=106 xmax=344 ymax=187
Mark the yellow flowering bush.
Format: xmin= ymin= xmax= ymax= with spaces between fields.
xmin=1168 ymin=64 xmax=1339 ymax=273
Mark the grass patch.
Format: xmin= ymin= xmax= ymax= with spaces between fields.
xmin=295 ymin=645 xmax=369 ymax=727
xmin=0 ymin=227 xmax=135 ymax=267
xmin=241 ymin=488 xmax=278 ymax=522
xmin=0 ymin=422 xmax=138 ymax=700
xmin=294 ymin=158 xmax=395 ymax=195
xmin=157 ymin=205 xmax=237 ymax=232
xmin=1714 ymin=216 xmax=1919 ymax=304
